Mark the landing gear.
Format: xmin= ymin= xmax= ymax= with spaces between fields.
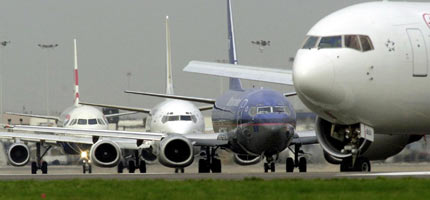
xmin=82 ymin=160 xmax=92 ymax=174
xmin=31 ymin=142 xmax=51 ymax=174
xmin=118 ymin=151 xmax=147 ymax=174
xmin=198 ymin=147 xmax=221 ymax=173
xmin=138 ymin=160 xmax=146 ymax=173
xmin=264 ymin=157 xmax=276 ymax=173
xmin=286 ymin=144 xmax=307 ymax=173
xmin=340 ymin=157 xmax=371 ymax=172
xmin=128 ymin=160 xmax=136 ymax=173
xmin=175 ymin=168 xmax=185 ymax=173
xmin=117 ymin=162 xmax=124 ymax=173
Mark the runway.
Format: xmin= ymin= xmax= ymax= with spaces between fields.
xmin=1 ymin=163 xmax=430 ymax=180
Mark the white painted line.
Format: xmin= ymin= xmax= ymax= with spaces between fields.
xmin=341 ymin=171 xmax=430 ymax=176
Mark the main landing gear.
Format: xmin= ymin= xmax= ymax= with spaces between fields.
xmin=286 ymin=144 xmax=307 ymax=173
xmin=340 ymin=157 xmax=371 ymax=172
xmin=117 ymin=150 xmax=146 ymax=174
xmin=198 ymin=147 xmax=221 ymax=173
xmin=31 ymin=142 xmax=51 ymax=174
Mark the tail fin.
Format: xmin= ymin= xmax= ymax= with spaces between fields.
xmin=227 ymin=0 xmax=243 ymax=91
xmin=165 ymin=16 xmax=174 ymax=95
xmin=73 ymin=39 xmax=80 ymax=106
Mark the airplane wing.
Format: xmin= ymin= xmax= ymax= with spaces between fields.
xmin=6 ymin=125 xmax=228 ymax=146
xmin=105 ymin=112 xmax=139 ymax=118
xmin=125 ymin=90 xmax=216 ymax=104
xmin=0 ymin=131 xmax=93 ymax=145
xmin=184 ymin=61 xmax=294 ymax=85
xmin=79 ymin=102 xmax=151 ymax=114
xmin=291 ymin=130 xmax=318 ymax=145
xmin=5 ymin=112 xmax=60 ymax=122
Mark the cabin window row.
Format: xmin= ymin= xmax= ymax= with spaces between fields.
xmin=302 ymin=35 xmax=374 ymax=52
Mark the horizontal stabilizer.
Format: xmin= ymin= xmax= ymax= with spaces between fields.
xmin=198 ymin=105 xmax=214 ymax=111
xmin=125 ymin=90 xmax=216 ymax=104
xmin=79 ymin=102 xmax=151 ymax=114
xmin=5 ymin=112 xmax=60 ymax=122
xmin=105 ymin=112 xmax=139 ymax=118
xmin=283 ymin=92 xmax=297 ymax=97
xmin=184 ymin=61 xmax=294 ymax=85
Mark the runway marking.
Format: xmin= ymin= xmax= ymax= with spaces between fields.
xmin=343 ymin=171 xmax=430 ymax=177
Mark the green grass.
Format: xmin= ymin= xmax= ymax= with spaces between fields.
xmin=0 ymin=177 xmax=429 ymax=200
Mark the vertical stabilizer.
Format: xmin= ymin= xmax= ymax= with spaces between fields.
xmin=227 ymin=0 xmax=243 ymax=91
xmin=165 ymin=16 xmax=174 ymax=95
xmin=73 ymin=39 xmax=80 ymax=106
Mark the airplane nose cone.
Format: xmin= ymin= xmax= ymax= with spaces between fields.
xmin=293 ymin=52 xmax=340 ymax=104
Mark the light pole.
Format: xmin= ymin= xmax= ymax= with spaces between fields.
xmin=0 ymin=40 xmax=10 ymax=123
xmin=38 ymin=43 xmax=58 ymax=116
xmin=126 ymin=72 xmax=132 ymax=106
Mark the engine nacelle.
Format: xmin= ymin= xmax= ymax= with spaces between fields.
xmin=316 ymin=117 xmax=419 ymax=161
xmin=158 ymin=135 xmax=194 ymax=168
xmin=90 ymin=140 xmax=122 ymax=167
xmin=7 ymin=143 xmax=30 ymax=166
xmin=233 ymin=154 xmax=261 ymax=166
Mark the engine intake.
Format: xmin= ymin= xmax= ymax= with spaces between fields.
xmin=158 ymin=135 xmax=194 ymax=168
xmin=233 ymin=154 xmax=261 ymax=165
xmin=7 ymin=143 xmax=30 ymax=166
xmin=90 ymin=140 xmax=121 ymax=167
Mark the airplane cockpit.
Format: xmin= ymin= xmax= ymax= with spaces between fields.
xmin=65 ymin=118 xmax=108 ymax=126
xmin=161 ymin=112 xmax=198 ymax=124
xmin=248 ymin=106 xmax=291 ymax=116
xmin=302 ymin=35 xmax=374 ymax=52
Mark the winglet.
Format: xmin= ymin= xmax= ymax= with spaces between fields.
xmin=73 ymin=39 xmax=80 ymax=106
xmin=165 ymin=16 xmax=174 ymax=95
xmin=227 ymin=0 xmax=243 ymax=91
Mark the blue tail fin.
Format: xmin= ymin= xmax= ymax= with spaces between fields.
xmin=227 ymin=0 xmax=243 ymax=91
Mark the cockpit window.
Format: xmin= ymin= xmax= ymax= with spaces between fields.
xmin=318 ymin=36 xmax=342 ymax=48
xmin=180 ymin=116 xmax=192 ymax=121
xmin=88 ymin=119 xmax=97 ymax=125
xmin=344 ymin=35 xmax=361 ymax=51
xmin=70 ymin=119 xmax=77 ymax=126
xmin=359 ymin=35 xmax=374 ymax=51
xmin=77 ymin=119 xmax=87 ymax=125
xmin=302 ymin=36 xmax=319 ymax=49
xmin=168 ymin=116 xmax=179 ymax=121
xmin=249 ymin=106 xmax=290 ymax=115
xmin=162 ymin=115 xmax=196 ymax=123
xmin=257 ymin=107 xmax=272 ymax=114
xmin=97 ymin=118 xmax=105 ymax=125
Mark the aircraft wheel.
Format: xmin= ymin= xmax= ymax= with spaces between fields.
xmin=117 ymin=162 xmax=124 ymax=174
xmin=356 ymin=157 xmax=371 ymax=172
xmin=198 ymin=159 xmax=210 ymax=173
xmin=31 ymin=162 xmax=37 ymax=174
xmin=270 ymin=162 xmax=275 ymax=172
xmin=298 ymin=157 xmax=307 ymax=172
xmin=139 ymin=160 xmax=146 ymax=173
xmin=211 ymin=158 xmax=222 ymax=173
xmin=41 ymin=161 xmax=48 ymax=174
xmin=286 ymin=157 xmax=294 ymax=173
xmin=128 ymin=161 xmax=136 ymax=173
xmin=88 ymin=164 xmax=92 ymax=174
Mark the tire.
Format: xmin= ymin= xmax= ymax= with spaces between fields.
xmin=117 ymin=162 xmax=124 ymax=174
xmin=139 ymin=160 xmax=146 ymax=173
xmin=31 ymin=162 xmax=37 ymax=174
xmin=211 ymin=158 xmax=222 ymax=173
xmin=264 ymin=163 xmax=269 ymax=173
xmin=198 ymin=159 xmax=210 ymax=173
xmin=270 ymin=163 xmax=275 ymax=172
xmin=356 ymin=157 xmax=371 ymax=172
xmin=128 ymin=161 xmax=136 ymax=173
xmin=340 ymin=157 xmax=352 ymax=172
xmin=82 ymin=165 xmax=86 ymax=174
xmin=41 ymin=161 xmax=48 ymax=174
xmin=88 ymin=164 xmax=92 ymax=174
xmin=286 ymin=157 xmax=294 ymax=172
xmin=298 ymin=157 xmax=307 ymax=172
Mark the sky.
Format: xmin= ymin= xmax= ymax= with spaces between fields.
xmin=0 ymin=0 xmax=423 ymax=115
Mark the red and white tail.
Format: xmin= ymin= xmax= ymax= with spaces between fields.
xmin=73 ymin=39 xmax=80 ymax=106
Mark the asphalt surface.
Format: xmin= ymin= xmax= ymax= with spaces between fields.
xmin=1 ymin=163 xmax=430 ymax=180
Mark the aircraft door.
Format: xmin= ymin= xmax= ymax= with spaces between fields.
xmin=406 ymin=29 xmax=428 ymax=77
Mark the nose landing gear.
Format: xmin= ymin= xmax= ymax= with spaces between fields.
xmin=198 ymin=147 xmax=221 ymax=173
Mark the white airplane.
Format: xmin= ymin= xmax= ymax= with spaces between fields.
xmin=179 ymin=1 xmax=430 ymax=172
xmin=3 ymin=39 xmax=136 ymax=174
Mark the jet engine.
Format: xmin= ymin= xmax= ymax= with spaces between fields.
xmin=316 ymin=117 xmax=421 ymax=162
xmin=7 ymin=143 xmax=30 ymax=166
xmin=233 ymin=154 xmax=261 ymax=165
xmin=90 ymin=140 xmax=121 ymax=167
xmin=158 ymin=135 xmax=194 ymax=168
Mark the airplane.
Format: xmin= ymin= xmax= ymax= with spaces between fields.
xmin=3 ymin=39 xmax=136 ymax=174
xmin=180 ymin=1 xmax=430 ymax=172
xmin=122 ymin=0 xmax=317 ymax=173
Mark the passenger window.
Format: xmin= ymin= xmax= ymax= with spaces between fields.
xmin=359 ymin=35 xmax=374 ymax=51
xmin=180 ymin=116 xmax=192 ymax=121
xmin=302 ymin=36 xmax=319 ymax=49
xmin=344 ymin=35 xmax=361 ymax=51
xmin=88 ymin=119 xmax=97 ymax=125
xmin=319 ymin=36 xmax=342 ymax=49
xmin=77 ymin=119 xmax=87 ymax=125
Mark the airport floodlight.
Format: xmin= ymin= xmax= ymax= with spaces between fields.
xmin=0 ymin=41 xmax=10 ymax=47
xmin=38 ymin=44 xmax=59 ymax=49
xmin=251 ymin=40 xmax=271 ymax=53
